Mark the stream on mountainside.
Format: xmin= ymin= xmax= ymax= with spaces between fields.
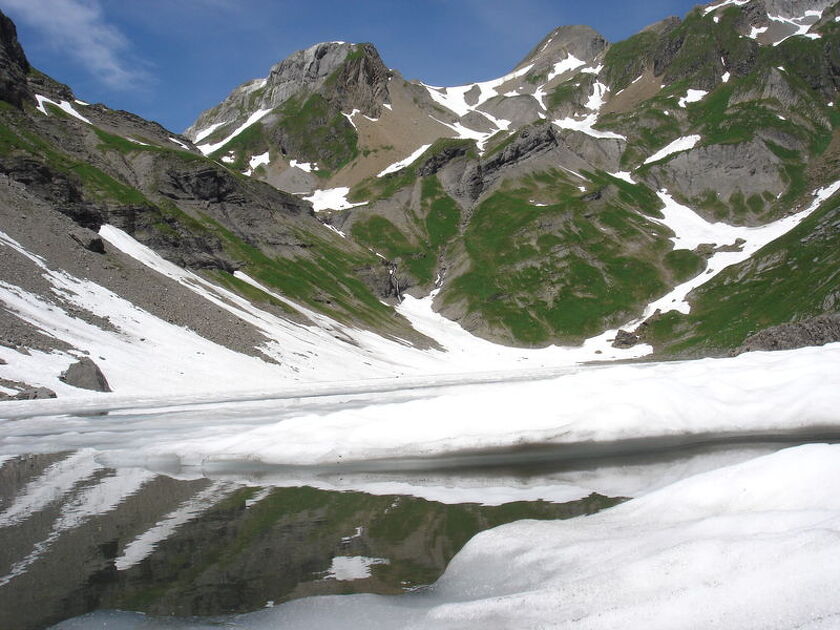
xmin=1 ymin=433 xmax=835 ymax=630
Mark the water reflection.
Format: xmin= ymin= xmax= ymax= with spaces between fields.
xmin=0 ymin=452 xmax=618 ymax=630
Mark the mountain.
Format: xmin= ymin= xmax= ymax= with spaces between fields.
xmin=0 ymin=0 xmax=839 ymax=399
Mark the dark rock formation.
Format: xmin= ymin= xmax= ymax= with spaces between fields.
xmin=733 ymin=314 xmax=840 ymax=355
xmin=69 ymin=228 xmax=106 ymax=254
xmin=612 ymin=329 xmax=641 ymax=349
xmin=322 ymin=43 xmax=391 ymax=118
xmin=60 ymin=357 xmax=111 ymax=392
xmin=0 ymin=10 xmax=31 ymax=108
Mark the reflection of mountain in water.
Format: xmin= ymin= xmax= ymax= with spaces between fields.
xmin=0 ymin=452 xmax=619 ymax=630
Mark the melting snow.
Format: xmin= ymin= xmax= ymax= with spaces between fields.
xmin=244 ymin=151 xmax=270 ymax=176
xmin=303 ymin=187 xmax=367 ymax=211
xmin=677 ymin=89 xmax=708 ymax=107
xmin=703 ymin=0 xmax=748 ymax=15
xmin=34 ymin=95 xmax=91 ymax=125
xmin=377 ymin=144 xmax=432 ymax=177
xmin=197 ymin=108 xmax=272 ymax=155
xmin=748 ymin=25 xmax=769 ymax=39
xmin=245 ymin=444 xmax=840 ymax=628
xmin=342 ymin=109 xmax=360 ymax=130
xmin=289 ymin=159 xmax=316 ymax=172
xmin=643 ymin=134 xmax=701 ymax=165
xmin=546 ymin=54 xmax=586 ymax=81
xmin=721 ymin=71 xmax=731 ymax=83
xmin=770 ymin=11 xmax=823 ymax=45
xmin=324 ymin=556 xmax=389 ymax=581
xmin=168 ymin=137 xmax=190 ymax=150
xmin=192 ymin=121 xmax=227 ymax=144
xmin=634 ymin=181 xmax=840 ymax=318
xmin=552 ymin=114 xmax=626 ymax=140
xmin=422 ymin=64 xmax=534 ymax=118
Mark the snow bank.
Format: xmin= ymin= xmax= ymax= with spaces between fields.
xmin=123 ymin=343 xmax=840 ymax=467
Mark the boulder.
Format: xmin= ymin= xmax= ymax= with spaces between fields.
xmin=60 ymin=358 xmax=111 ymax=392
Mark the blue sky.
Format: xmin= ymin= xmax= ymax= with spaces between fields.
xmin=3 ymin=0 xmax=701 ymax=133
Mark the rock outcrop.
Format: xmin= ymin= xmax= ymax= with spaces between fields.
xmin=0 ymin=10 xmax=31 ymax=109
xmin=734 ymin=314 xmax=840 ymax=354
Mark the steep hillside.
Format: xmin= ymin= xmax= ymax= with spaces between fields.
xmin=185 ymin=0 xmax=840 ymax=351
xmin=186 ymin=0 xmax=839 ymax=349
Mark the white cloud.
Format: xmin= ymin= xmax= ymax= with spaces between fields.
xmin=3 ymin=0 xmax=148 ymax=89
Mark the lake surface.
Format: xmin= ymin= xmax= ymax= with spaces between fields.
xmin=1 ymin=436 xmax=825 ymax=629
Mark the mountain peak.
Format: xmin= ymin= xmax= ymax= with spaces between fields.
xmin=516 ymin=24 xmax=608 ymax=71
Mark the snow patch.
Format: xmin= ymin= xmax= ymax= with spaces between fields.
xmin=703 ymin=0 xmax=748 ymax=15
xmin=34 ymin=95 xmax=91 ymax=125
xmin=678 ymin=89 xmax=708 ymax=107
xmin=634 ymin=181 xmax=840 ymax=317
xmin=324 ymin=556 xmax=389 ymax=581
xmin=244 ymin=151 xmax=270 ymax=176
xmin=546 ymin=54 xmax=586 ymax=82
xmin=552 ymin=114 xmax=626 ymax=140
xmin=197 ymin=108 xmax=272 ymax=155
xmin=377 ymin=144 xmax=432 ymax=177
xmin=168 ymin=137 xmax=190 ymax=150
xmin=643 ymin=134 xmax=701 ymax=165
xmin=303 ymin=187 xmax=367 ymax=212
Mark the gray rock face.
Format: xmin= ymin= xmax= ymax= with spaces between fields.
xmin=734 ymin=314 xmax=840 ymax=354
xmin=0 ymin=10 xmax=31 ymax=109
xmin=69 ymin=228 xmax=105 ymax=254
xmin=645 ymin=139 xmax=785 ymax=221
xmin=59 ymin=357 xmax=111 ymax=392
xmin=186 ymin=42 xmax=390 ymax=139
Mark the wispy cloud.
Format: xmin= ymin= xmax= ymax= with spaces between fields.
xmin=3 ymin=0 xmax=149 ymax=89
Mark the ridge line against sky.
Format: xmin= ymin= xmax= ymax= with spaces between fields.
xmin=3 ymin=0 xmax=701 ymax=132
